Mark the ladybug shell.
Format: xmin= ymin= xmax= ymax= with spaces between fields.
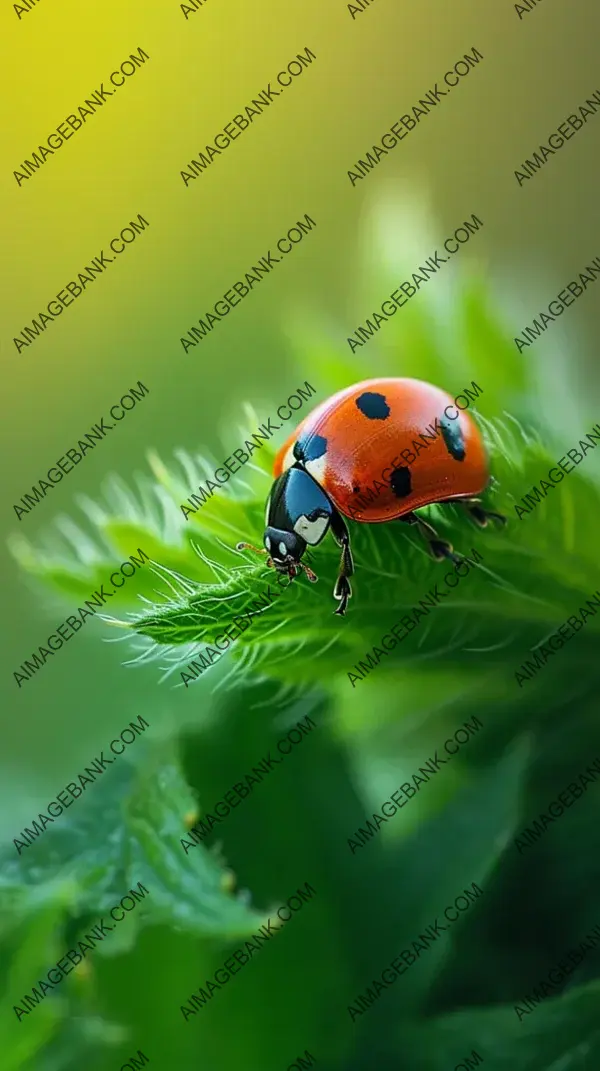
xmin=273 ymin=378 xmax=488 ymax=523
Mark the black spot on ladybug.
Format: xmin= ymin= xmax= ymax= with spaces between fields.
xmin=353 ymin=485 xmax=360 ymax=494
xmin=440 ymin=418 xmax=465 ymax=462
xmin=390 ymin=466 xmax=412 ymax=498
xmin=293 ymin=432 xmax=327 ymax=464
xmin=355 ymin=392 xmax=390 ymax=421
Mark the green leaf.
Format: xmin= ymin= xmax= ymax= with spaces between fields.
xmin=0 ymin=889 xmax=65 ymax=1071
xmin=358 ymin=738 xmax=531 ymax=1022
xmin=0 ymin=748 xmax=265 ymax=945
xmin=108 ymin=417 xmax=600 ymax=695
xmin=391 ymin=978 xmax=600 ymax=1071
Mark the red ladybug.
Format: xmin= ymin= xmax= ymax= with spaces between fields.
xmin=237 ymin=378 xmax=505 ymax=615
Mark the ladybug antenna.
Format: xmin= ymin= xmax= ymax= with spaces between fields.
xmin=300 ymin=560 xmax=318 ymax=583
xmin=235 ymin=542 xmax=273 ymax=567
xmin=236 ymin=541 xmax=268 ymax=556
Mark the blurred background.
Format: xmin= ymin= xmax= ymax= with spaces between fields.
xmin=2 ymin=0 xmax=600 ymax=1067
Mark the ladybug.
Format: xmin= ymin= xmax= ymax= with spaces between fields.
xmin=237 ymin=378 xmax=505 ymax=616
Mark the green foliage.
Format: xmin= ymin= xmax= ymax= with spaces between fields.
xmin=0 ymin=893 xmax=65 ymax=1071
xmin=0 ymin=746 xmax=266 ymax=1068
xmin=98 ymin=414 xmax=600 ymax=694
xmin=1 ymin=747 xmax=265 ymax=942
xmin=393 ymin=979 xmax=600 ymax=1071
xmin=10 ymin=384 xmax=600 ymax=701
xmin=6 ymin=200 xmax=600 ymax=1071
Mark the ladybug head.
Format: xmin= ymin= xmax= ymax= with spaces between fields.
xmin=264 ymin=526 xmax=307 ymax=572
xmin=236 ymin=529 xmax=317 ymax=583
xmin=236 ymin=467 xmax=333 ymax=584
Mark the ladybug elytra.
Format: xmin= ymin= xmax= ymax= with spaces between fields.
xmin=237 ymin=378 xmax=505 ymax=616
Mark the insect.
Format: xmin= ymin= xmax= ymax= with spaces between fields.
xmin=237 ymin=377 xmax=505 ymax=616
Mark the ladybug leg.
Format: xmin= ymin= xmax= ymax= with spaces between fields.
xmin=329 ymin=510 xmax=354 ymax=617
xmin=459 ymin=498 xmax=507 ymax=529
xmin=410 ymin=513 xmax=464 ymax=566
